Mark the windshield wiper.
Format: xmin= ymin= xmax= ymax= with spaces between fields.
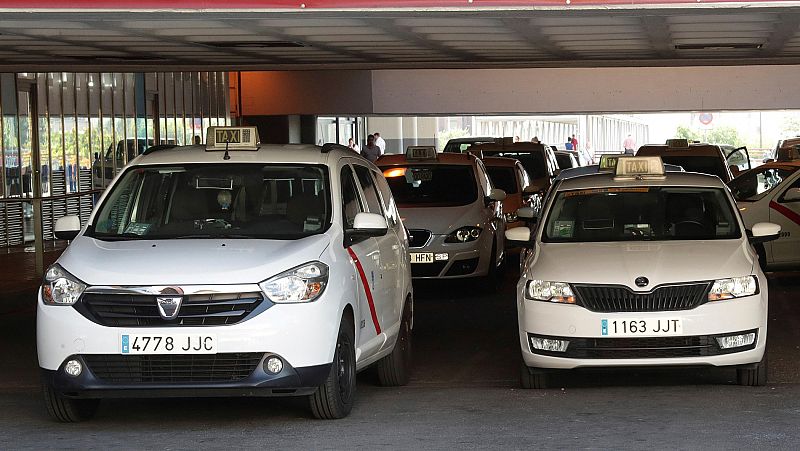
xmin=90 ymin=233 xmax=146 ymax=241
xmin=174 ymin=234 xmax=256 ymax=239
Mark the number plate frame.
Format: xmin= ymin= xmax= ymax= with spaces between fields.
xmin=120 ymin=333 xmax=218 ymax=355
xmin=600 ymin=318 xmax=683 ymax=337
xmin=409 ymin=252 xmax=435 ymax=264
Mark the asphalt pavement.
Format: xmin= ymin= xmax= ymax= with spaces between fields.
xmin=1 ymin=268 xmax=799 ymax=449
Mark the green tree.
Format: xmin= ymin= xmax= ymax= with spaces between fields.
xmin=706 ymin=126 xmax=743 ymax=147
xmin=675 ymin=125 xmax=699 ymax=141
xmin=780 ymin=117 xmax=800 ymax=137
xmin=437 ymin=128 xmax=470 ymax=151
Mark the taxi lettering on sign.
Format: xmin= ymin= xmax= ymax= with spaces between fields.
xmin=215 ymin=128 xmax=241 ymax=144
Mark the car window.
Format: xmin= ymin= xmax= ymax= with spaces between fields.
xmin=729 ymin=167 xmax=798 ymax=202
xmin=556 ymin=154 xmax=574 ymax=169
xmin=475 ymin=159 xmax=492 ymax=195
xmin=657 ymin=156 xmax=730 ymax=181
xmin=89 ymin=163 xmax=330 ymax=240
xmin=542 ymin=186 xmax=741 ymax=242
xmin=380 ymin=164 xmax=478 ymax=207
xmin=341 ymin=165 xmax=364 ymax=229
xmin=490 ymin=151 xmax=547 ymax=179
xmin=486 ymin=166 xmax=518 ymax=194
xmin=353 ymin=164 xmax=384 ymax=215
xmin=517 ymin=164 xmax=531 ymax=189
xmin=373 ymin=170 xmax=400 ymax=227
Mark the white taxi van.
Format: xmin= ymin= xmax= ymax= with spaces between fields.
xmin=38 ymin=127 xmax=413 ymax=421
xmin=506 ymin=156 xmax=780 ymax=388
xmin=377 ymin=147 xmax=506 ymax=281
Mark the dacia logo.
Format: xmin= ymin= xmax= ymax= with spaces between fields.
xmin=156 ymin=287 xmax=184 ymax=320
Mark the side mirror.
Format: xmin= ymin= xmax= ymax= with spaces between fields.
xmin=488 ymin=188 xmax=506 ymax=202
xmin=749 ymin=222 xmax=781 ymax=245
xmin=346 ymin=212 xmax=388 ymax=245
xmin=505 ymin=226 xmax=534 ymax=248
xmin=55 ymin=215 xmax=81 ymax=241
xmin=783 ymin=188 xmax=800 ymax=202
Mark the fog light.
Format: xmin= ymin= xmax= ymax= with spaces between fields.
xmin=435 ymin=253 xmax=449 ymax=261
xmin=264 ymin=356 xmax=284 ymax=374
xmin=64 ymin=359 xmax=82 ymax=377
xmin=530 ymin=337 xmax=569 ymax=352
xmin=716 ymin=333 xmax=756 ymax=349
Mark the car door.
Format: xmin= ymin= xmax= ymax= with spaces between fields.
xmin=768 ymin=172 xmax=800 ymax=265
xmin=352 ymin=163 xmax=401 ymax=334
xmin=726 ymin=146 xmax=752 ymax=174
xmin=340 ymin=164 xmax=384 ymax=357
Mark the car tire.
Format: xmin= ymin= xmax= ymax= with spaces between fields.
xmin=309 ymin=316 xmax=356 ymax=419
xmin=42 ymin=381 xmax=99 ymax=422
xmin=737 ymin=352 xmax=767 ymax=387
xmin=520 ymin=362 xmax=548 ymax=389
xmin=377 ymin=303 xmax=412 ymax=387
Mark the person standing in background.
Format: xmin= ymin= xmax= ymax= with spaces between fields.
xmin=361 ymin=134 xmax=382 ymax=162
xmin=571 ymin=134 xmax=579 ymax=151
xmin=623 ymin=134 xmax=636 ymax=154
xmin=565 ymin=137 xmax=574 ymax=150
xmin=374 ymin=132 xmax=386 ymax=153
xmin=348 ymin=137 xmax=360 ymax=153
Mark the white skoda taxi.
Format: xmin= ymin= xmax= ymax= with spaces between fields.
xmin=377 ymin=147 xmax=506 ymax=281
xmin=506 ymin=156 xmax=780 ymax=388
xmin=38 ymin=127 xmax=413 ymax=421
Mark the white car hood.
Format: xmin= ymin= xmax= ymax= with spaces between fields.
xmin=399 ymin=203 xmax=484 ymax=235
xmin=529 ymin=240 xmax=754 ymax=287
xmin=58 ymin=235 xmax=331 ymax=286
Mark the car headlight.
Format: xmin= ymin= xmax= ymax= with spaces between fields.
xmin=444 ymin=226 xmax=482 ymax=243
xmin=259 ymin=261 xmax=329 ymax=303
xmin=42 ymin=264 xmax=86 ymax=306
xmin=504 ymin=212 xmax=518 ymax=223
xmin=525 ymin=280 xmax=575 ymax=304
xmin=708 ymin=276 xmax=758 ymax=301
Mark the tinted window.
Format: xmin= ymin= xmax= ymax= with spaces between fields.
xmin=380 ymin=164 xmax=477 ymax=207
xmin=488 ymin=152 xmax=546 ymax=179
xmin=542 ymin=187 xmax=740 ymax=242
xmin=729 ymin=167 xmax=797 ymax=202
xmin=657 ymin=156 xmax=729 ymax=181
xmin=556 ymin=154 xmax=575 ymax=169
xmin=486 ymin=166 xmax=518 ymax=194
xmin=353 ymin=164 xmax=384 ymax=215
xmin=89 ymin=164 xmax=330 ymax=240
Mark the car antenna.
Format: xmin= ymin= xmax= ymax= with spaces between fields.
xmin=223 ymin=141 xmax=231 ymax=160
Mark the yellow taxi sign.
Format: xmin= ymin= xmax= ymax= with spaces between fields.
xmin=598 ymin=154 xmax=620 ymax=171
xmin=206 ymin=126 xmax=260 ymax=151
xmin=406 ymin=146 xmax=437 ymax=161
xmin=614 ymin=156 xmax=665 ymax=179
xmin=666 ymin=138 xmax=690 ymax=148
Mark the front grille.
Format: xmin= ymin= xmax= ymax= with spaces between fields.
xmin=411 ymin=261 xmax=447 ymax=278
xmin=77 ymin=292 xmax=265 ymax=327
xmin=529 ymin=332 xmax=757 ymax=359
xmin=573 ymin=283 xmax=710 ymax=312
xmin=407 ymin=229 xmax=431 ymax=248
xmin=83 ymin=353 xmax=263 ymax=383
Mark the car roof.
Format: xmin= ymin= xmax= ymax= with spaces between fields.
xmin=637 ymin=143 xmax=724 ymax=157
xmin=446 ymin=137 xmax=495 ymax=144
xmin=556 ymin=171 xmax=727 ymax=191
xmin=481 ymin=156 xmax=519 ymax=167
xmin=471 ymin=142 xmax=548 ymax=153
xmin=748 ymin=160 xmax=800 ymax=171
xmin=376 ymin=152 xmax=476 ymax=166
xmin=778 ymin=137 xmax=800 ymax=149
xmin=130 ymin=143 xmax=357 ymax=166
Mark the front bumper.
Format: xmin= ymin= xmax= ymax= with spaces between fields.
xmin=518 ymin=290 xmax=767 ymax=370
xmin=408 ymin=233 xmax=492 ymax=279
xmin=42 ymin=354 xmax=330 ymax=398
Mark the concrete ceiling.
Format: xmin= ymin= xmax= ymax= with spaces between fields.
xmin=1 ymin=7 xmax=800 ymax=70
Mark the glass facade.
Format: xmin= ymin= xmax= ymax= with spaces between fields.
xmin=0 ymin=72 xmax=230 ymax=249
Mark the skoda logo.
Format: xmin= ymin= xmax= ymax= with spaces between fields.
xmin=635 ymin=277 xmax=649 ymax=288
xmin=156 ymin=287 xmax=184 ymax=320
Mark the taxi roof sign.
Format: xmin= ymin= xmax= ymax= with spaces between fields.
xmin=614 ymin=156 xmax=666 ymax=180
xmin=206 ymin=126 xmax=260 ymax=151
xmin=666 ymin=138 xmax=690 ymax=149
xmin=598 ymin=154 xmax=620 ymax=172
xmin=406 ymin=146 xmax=437 ymax=161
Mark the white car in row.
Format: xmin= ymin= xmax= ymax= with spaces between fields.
xmin=39 ymin=127 xmax=413 ymax=421
xmin=507 ymin=156 xmax=780 ymax=388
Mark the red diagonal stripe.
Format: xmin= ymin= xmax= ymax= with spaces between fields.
xmin=770 ymin=201 xmax=800 ymax=227
xmin=347 ymin=247 xmax=381 ymax=335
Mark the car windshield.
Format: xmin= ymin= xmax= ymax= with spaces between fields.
xmin=486 ymin=151 xmax=547 ymax=179
xmin=542 ymin=186 xmax=740 ymax=242
xmin=556 ymin=153 xmax=575 ymax=169
xmin=485 ymin=166 xmax=518 ymax=194
xmin=729 ymin=167 xmax=798 ymax=201
xmin=658 ymin=156 xmax=729 ymax=181
xmin=381 ymin=164 xmax=477 ymax=207
xmin=87 ymin=164 xmax=330 ymax=240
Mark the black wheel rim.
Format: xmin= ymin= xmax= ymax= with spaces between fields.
xmin=336 ymin=333 xmax=355 ymax=403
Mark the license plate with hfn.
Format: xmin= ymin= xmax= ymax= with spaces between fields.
xmin=410 ymin=252 xmax=434 ymax=264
